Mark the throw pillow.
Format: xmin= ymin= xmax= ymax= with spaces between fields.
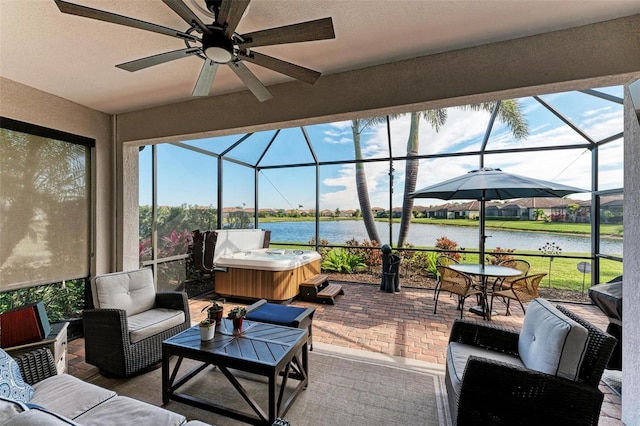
xmin=0 ymin=349 xmax=35 ymax=403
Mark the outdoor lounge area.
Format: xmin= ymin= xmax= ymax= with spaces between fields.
xmin=2 ymin=1 xmax=640 ymax=425
xmin=53 ymin=282 xmax=622 ymax=425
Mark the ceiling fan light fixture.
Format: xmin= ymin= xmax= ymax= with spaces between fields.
xmin=202 ymin=30 xmax=234 ymax=63
xmin=204 ymin=46 xmax=232 ymax=63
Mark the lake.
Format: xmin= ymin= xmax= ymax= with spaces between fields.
xmin=261 ymin=220 xmax=623 ymax=255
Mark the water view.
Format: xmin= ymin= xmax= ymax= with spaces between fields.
xmin=262 ymin=220 xmax=623 ymax=255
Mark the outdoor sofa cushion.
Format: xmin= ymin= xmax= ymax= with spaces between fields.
xmin=74 ymin=396 xmax=186 ymax=426
xmin=29 ymin=374 xmax=116 ymax=420
xmin=518 ymin=298 xmax=590 ymax=380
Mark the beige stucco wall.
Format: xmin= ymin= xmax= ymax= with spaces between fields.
xmin=0 ymin=77 xmax=115 ymax=276
xmin=623 ymin=82 xmax=640 ymax=425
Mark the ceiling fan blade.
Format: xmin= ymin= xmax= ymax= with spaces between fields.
xmin=54 ymin=0 xmax=197 ymax=41
xmin=116 ymin=48 xmax=201 ymax=72
xmin=228 ymin=61 xmax=273 ymax=102
xmin=192 ymin=59 xmax=219 ymax=96
xmin=214 ymin=0 xmax=231 ymax=26
xmin=240 ymin=17 xmax=334 ymax=48
xmin=223 ymin=0 xmax=251 ymax=38
xmin=240 ymin=51 xmax=321 ymax=85
xmin=161 ymin=0 xmax=211 ymax=34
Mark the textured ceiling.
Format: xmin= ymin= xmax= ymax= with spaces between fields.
xmin=2 ymin=0 xmax=640 ymax=114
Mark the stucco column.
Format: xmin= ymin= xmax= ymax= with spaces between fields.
xmin=117 ymin=134 xmax=140 ymax=271
xmin=623 ymin=80 xmax=640 ymax=425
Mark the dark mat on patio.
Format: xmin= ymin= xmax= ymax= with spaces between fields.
xmin=87 ymin=343 xmax=450 ymax=425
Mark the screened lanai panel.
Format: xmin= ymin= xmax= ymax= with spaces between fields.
xmin=221 ymin=130 xmax=277 ymax=165
xmin=222 ymin=161 xmax=254 ymax=228
xmin=399 ymin=106 xmax=490 ymax=156
xmin=306 ymin=118 xmax=390 ymax=163
xmin=258 ymin=128 xmax=315 ymax=167
xmin=506 ymin=89 xmax=623 ymax=151
xmin=536 ymin=87 xmax=624 ymax=142
xmin=0 ymin=120 xmax=92 ymax=292
xmin=486 ymin=150 xmax=591 ymax=193
xmin=318 ymin=162 xmax=390 ymax=246
xmin=182 ymin=133 xmax=260 ymax=160
xmin=257 ymin=167 xmax=316 ymax=241
xmin=599 ymin=194 xmax=623 ymax=256
xmin=598 ymin=138 xmax=624 ymax=190
xmin=156 ymin=144 xmax=217 ymax=257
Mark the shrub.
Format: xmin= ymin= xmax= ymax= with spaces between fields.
xmin=486 ymin=247 xmax=515 ymax=265
xmin=436 ymin=236 xmax=461 ymax=261
xmin=344 ymin=238 xmax=381 ymax=270
xmin=321 ymin=248 xmax=367 ymax=273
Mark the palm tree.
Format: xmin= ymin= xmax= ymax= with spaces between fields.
xmin=396 ymin=101 xmax=529 ymax=247
xmin=351 ymin=117 xmax=385 ymax=244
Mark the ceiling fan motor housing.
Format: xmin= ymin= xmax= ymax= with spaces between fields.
xmin=202 ymin=30 xmax=234 ymax=63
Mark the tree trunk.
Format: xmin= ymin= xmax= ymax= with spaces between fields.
xmin=397 ymin=113 xmax=420 ymax=247
xmin=352 ymin=120 xmax=381 ymax=244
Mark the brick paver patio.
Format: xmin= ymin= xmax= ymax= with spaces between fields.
xmin=67 ymin=281 xmax=622 ymax=424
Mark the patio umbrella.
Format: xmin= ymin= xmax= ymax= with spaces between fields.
xmin=410 ymin=167 xmax=587 ymax=265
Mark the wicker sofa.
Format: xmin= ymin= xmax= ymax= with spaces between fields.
xmin=1 ymin=347 xmax=209 ymax=425
xmin=83 ymin=268 xmax=190 ymax=377
xmin=446 ymin=298 xmax=617 ymax=425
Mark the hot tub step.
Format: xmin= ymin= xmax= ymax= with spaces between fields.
xmin=317 ymin=283 xmax=344 ymax=304
xmin=300 ymin=274 xmax=329 ymax=288
xmin=299 ymin=275 xmax=344 ymax=305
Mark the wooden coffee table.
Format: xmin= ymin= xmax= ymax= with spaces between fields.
xmin=162 ymin=319 xmax=308 ymax=425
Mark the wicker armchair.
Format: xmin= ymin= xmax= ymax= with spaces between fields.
xmin=84 ymin=269 xmax=190 ymax=377
xmin=490 ymin=272 xmax=546 ymax=315
xmin=446 ymin=301 xmax=616 ymax=425
xmin=434 ymin=266 xmax=484 ymax=319
xmin=433 ymin=255 xmax=460 ymax=300
xmin=494 ymin=258 xmax=530 ymax=290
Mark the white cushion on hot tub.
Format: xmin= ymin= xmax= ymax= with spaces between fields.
xmin=212 ymin=229 xmax=267 ymax=263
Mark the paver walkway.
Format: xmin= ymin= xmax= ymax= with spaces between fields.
xmin=67 ymin=281 xmax=622 ymax=424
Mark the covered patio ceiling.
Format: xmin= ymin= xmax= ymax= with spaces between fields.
xmin=1 ymin=0 xmax=640 ymax=116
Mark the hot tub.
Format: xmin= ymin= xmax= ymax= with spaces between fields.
xmin=216 ymin=249 xmax=321 ymax=271
xmin=210 ymin=231 xmax=321 ymax=301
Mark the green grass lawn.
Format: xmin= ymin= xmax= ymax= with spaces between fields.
xmin=451 ymin=251 xmax=622 ymax=291
xmin=410 ymin=217 xmax=623 ymax=238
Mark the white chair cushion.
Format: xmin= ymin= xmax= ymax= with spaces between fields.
xmin=128 ymin=309 xmax=186 ymax=344
xmin=518 ymin=298 xmax=589 ymax=381
xmin=446 ymin=341 xmax=524 ymax=399
xmin=94 ymin=269 xmax=156 ymax=316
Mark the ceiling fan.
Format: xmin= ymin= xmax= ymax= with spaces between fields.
xmin=54 ymin=0 xmax=335 ymax=102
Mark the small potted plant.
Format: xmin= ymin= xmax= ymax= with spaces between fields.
xmin=201 ymin=297 xmax=225 ymax=325
xmin=227 ymin=306 xmax=247 ymax=333
xmin=198 ymin=318 xmax=215 ymax=341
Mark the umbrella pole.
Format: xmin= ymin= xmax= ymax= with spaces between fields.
xmin=480 ymin=196 xmax=486 ymax=267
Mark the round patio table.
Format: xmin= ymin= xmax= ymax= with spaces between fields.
xmin=450 ymin=264 xmax=521 ymax=319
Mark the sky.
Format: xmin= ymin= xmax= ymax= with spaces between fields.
xmin=139 ymin=86 xmax=624 ymax=211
